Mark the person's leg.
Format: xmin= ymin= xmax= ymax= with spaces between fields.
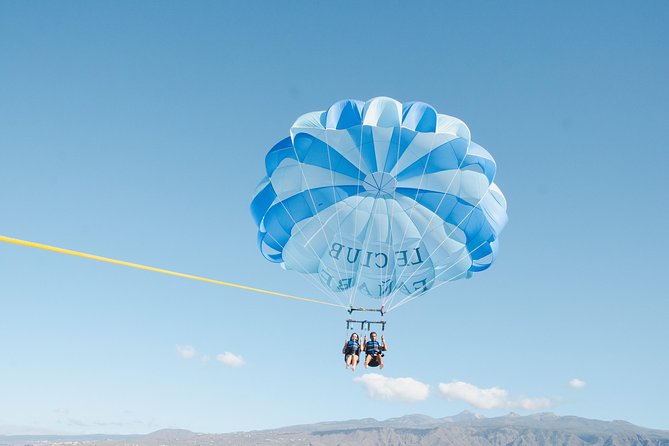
xmin=345 ymin=354 xmax=352 ymax=368
xmin=364 ymin=354 xmax=371 ymax=368
xmin=378 ymin=355 xmax=384 ymax=369
xmin=351 ymin=354 xmax=358 ymax=371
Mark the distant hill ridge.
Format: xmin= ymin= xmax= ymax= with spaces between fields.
xmin=1 ymin=412 xmax=668 ymax=446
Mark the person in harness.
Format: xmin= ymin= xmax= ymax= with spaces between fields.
xmin=363 ymin=332 xmax=387 ymax=369
xmin=342 ymin=333 xmax=361 ymax=371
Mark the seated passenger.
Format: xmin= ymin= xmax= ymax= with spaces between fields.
xmin=363 ymin=332 xmax=387 ymax=369
xmin=342 ymin=333 xmax=360 ymax=371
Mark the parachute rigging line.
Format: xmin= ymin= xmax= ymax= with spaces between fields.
xmin=0 ymin=235 xmax=345 ymax=309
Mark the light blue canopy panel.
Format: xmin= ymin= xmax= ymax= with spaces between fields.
xmin=250 ymin=97 xmax=508 ymax=303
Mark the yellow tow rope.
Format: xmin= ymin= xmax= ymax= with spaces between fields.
xmin=0 ymin=235 xmax=343 ymax=309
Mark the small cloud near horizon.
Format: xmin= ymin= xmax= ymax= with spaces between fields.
xmin=216 ymin=352 xmax=246 ymax=367
xmin=569 ymin=378 xmax=586 ymax=389
xmin=438 ymin=381 xmax=552 ymax=410
xmin=176 ymin=345 xmax=197 ymax=359
xmin=354 ymin=373 xmax=430 ymax=403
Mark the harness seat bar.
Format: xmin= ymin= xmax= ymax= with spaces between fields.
xmin=346 ymin=319 xmax=386 ymax=331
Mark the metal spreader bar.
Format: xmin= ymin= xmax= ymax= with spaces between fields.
xmin=347 ymin=305 xmax=385 ymax=316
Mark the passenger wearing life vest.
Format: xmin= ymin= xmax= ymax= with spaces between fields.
xmin=363 ymin=332 xmax=387 ymax=369
xmin=342 ymin=333 xmax=361 ymax=371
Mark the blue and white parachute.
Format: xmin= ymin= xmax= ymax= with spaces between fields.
xmin=250 ymin=97 xmax=507 ymax=311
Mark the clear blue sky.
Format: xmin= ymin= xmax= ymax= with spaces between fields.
xmin=1 ymin=0 xmax=668 ymax=435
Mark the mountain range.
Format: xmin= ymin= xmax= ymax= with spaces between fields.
xmin=2 ymin=412 xmax=668 ymax=446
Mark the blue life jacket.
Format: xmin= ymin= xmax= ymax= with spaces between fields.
xmin=345 ymin=340 xmax=359 ymax=355
xmin=366 ymin=340 xmax=382 ymax=355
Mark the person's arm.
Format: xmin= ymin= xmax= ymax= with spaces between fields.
xmin=362 ymin=335 xmax=367 ymax=352
xmin=381 ymin=334 xmax=388 ymax=351
xmin=342 ymin=340 xmax=347 ymax=354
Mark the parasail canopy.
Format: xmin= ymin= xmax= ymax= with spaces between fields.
xmin=251 ymin=97 xmax=507 ymax=312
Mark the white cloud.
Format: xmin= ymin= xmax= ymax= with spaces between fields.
xmin=354 ymin=373 xmax=430 ymax=403
xmin=176 ymin=345 xmax=197 ymax=359
xmin=216 ymin=352 xmax=246 ymax=367
xmin=515 ymin=396 xmax=553 ymax=410
xmin=569 ymin=378 xmax=586 ymax=389
xmin=438 ymin=381 xmax=509 ymax=409
xmin=438 ymin=381 xmax=552 ymax=410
